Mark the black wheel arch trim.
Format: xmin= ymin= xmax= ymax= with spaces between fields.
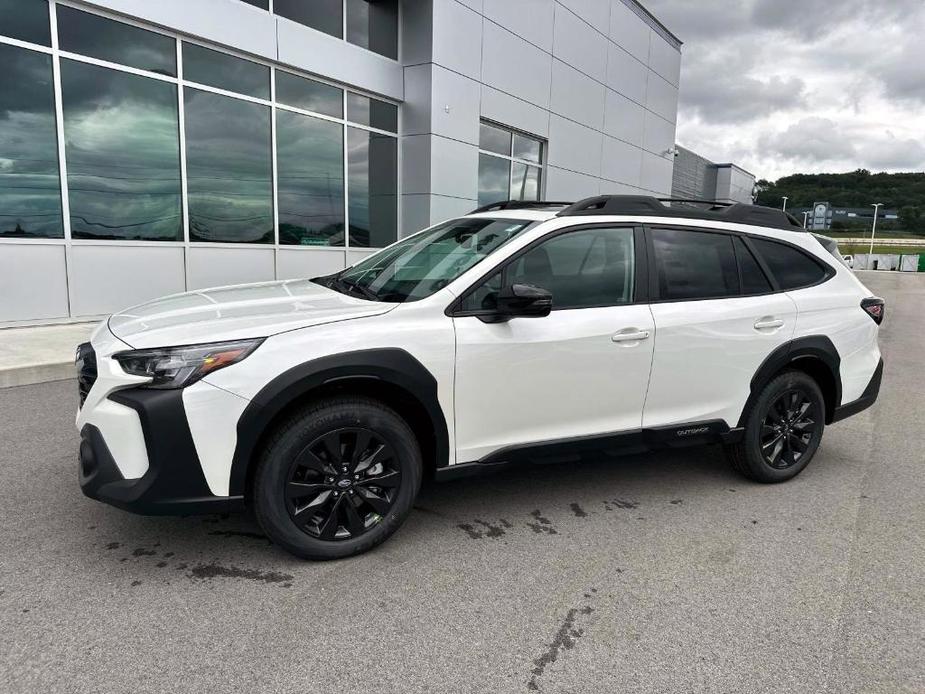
xmin=739 ymin=335 xmax=842 ymax=427
xmin=229 ymin=348 xmax=449 ymax=497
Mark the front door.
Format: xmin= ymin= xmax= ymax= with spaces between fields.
xmin=451 ymin=225 xmax=654 ymax=463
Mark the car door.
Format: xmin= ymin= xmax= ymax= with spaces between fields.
xmin=451 ymin=225 xmax=655 ymax=463
xmin=642 ymin=227 xmax=797 ymax=430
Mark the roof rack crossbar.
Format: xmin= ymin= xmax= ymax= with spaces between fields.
xmin=556 ymin=195 xmax=803 ymax=231
xmin=470 ymin=200 xmax=574 ymax=214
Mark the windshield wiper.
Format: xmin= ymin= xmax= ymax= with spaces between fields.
xmin=333 ymin=276 xmax=380 ymax=302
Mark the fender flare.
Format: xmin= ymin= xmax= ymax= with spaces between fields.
xmin=737 ymin=335 xmax=841 ymax=428
xmin=228 ymin=348 xmax=450 ymax=496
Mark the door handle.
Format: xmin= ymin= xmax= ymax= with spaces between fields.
xmin=612 ymin=329 xmax=651 ymax=343
xmin=754 ymin=318 xmax=785 ymax=330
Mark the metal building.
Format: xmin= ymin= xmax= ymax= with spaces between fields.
xmin=0 ymin=0 xmax=681 ymax=326
xmin=671 ymin=145 xmax=755 ymax=204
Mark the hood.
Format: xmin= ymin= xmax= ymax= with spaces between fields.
xmin=108 ymin=279 xmax=395 ymax=349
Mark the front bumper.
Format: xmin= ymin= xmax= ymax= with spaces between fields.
xmin=79 ymin=387 xmax=244 ymax=516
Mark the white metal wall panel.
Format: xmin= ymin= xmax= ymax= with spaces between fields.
xmin=69 ymin=245 xmax=185 ymax=317
xmin=277 ymin=249 xmax=347 ymax=280
xmin=187 ymin=247 xmax=275 ymax=290
xmin=0 ymin=245 xmax=70 ymax=323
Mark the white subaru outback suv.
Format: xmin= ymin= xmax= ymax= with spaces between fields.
xmin=76 ymin=196 xmax=884 ymax=559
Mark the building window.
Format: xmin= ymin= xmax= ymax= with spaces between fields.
xmin=183 ymin=43 xmax=270 ymax=100
xmin=348 ymin=128 xmax=397 ymax=248
xmin=0 ymin=0 xmax=51 ymax=47
xmin=274 ymin=0 xmax=399 ymax=59
xmin=477 ymin=121 xmax=545 ymax=208
xmin=184 ymin=88 xmax=274 ymax=243
xmin=0 ymin=43 xmax=62 ymax=238
xmin=275 ymin=0 xmax=344 ymax=39
xmin=61 ymin=60 xmax=182 ymax=241
xmin=346 ymin=0 xmax=398 ymax=60
xmin=57 ymin=7 xmax=177 ymax=76
xmin=0 ymin=4 xmax=399 ymax=250
xmin=276 ymin=110 xmax=345 ymax=246
xmin=276 ymin=71 xmax=343 ymax=118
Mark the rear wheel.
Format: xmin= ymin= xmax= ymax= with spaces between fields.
xmin=253 ymin=397 xmax=422 ymax=560
xmin=726 ymin=371 xmax=825 ymax=483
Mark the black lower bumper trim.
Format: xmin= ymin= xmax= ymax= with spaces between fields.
xmin=831 ymin=358 xmax=883 ymax=424
xmin=79 ymin=389 xmax=244 ymax=516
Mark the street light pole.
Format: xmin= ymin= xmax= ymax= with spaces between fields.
xmin=868 ymin=203 xmax=884 ymax=258
xmin=782 ymin=196 xmax=789 ymax=212
xmin=802 ymin=211 xmax=809 ymax=229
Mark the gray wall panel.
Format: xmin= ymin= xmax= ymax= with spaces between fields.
xmin=547 ymin=115 xmax=603 ymax=176
xmin=603 ymin=88 xmax=645 ymax=144
xmin=545 ymin=166 xmax=601 ymax=199
xmin=483 ymin=0 xmax=555 ymax=51
xmin=481 ymin=21 xmax=553 ymax=108
xmin=552 ymin=2 xmax=608 ymax=82
xmin=601 ymin=136 xmax=644 ymax=185
xmin=277 ymin=249 xmax=346 ymax=280
xmin=70 ymin=245 xmax=185 ymax=317
xmin=480 ymin=85 xmax=551 ymax=138
xmin=609 ymin=0 xmax=651 ymax=62
xmin=187 ymin=247 xmax=274 ymax=290
xmin=549 ymin=59 xmax=606 ymax=130
xmin=0 ymin=245 xmax=69 ymax=323
xmin=645 ymin=70 xmax=679 ymax=124
xmin=606 ymin=43 xmax=648 ymax=105
xmin=431 ymin=0 xmax=483 ymax=79
xmin=558 ymin=0 xmax=611 ymax=30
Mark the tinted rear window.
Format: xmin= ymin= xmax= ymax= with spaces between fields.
xmin=751 ymin=238 xmax=828 ymax=290
xmin=652 ymin=228 xmax=739 ymax=300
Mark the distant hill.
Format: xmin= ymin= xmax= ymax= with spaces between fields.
xmin=755 ymin=170 xmax=925 ymax=208
xmin=755 ymin=170 xmax=925 ymax=232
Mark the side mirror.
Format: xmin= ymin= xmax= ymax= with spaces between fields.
xmin=488 ymin=284 xmax=552 ymax=322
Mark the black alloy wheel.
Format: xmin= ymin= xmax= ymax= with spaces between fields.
xmin=759 ymin=389 xmax=818 ymax=469
xmin=725 ymin=370 xmax=826 ymax=483
xmin=286 ymin=428 xmax=401 ymax=541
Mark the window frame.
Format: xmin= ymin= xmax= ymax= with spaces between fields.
xmin=644 ymin=224 xmax=836 ymax=304
xmin=447 ymin=224 xmax=648 ymax=318
xmin=477 ymin=120 xmax=547 ymax=206
xmin=0 ymin=0 xmax=401 ymax=251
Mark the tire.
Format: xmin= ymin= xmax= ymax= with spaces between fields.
xmin=253 ymin=396 xmax=422 ymax=560
xmin=726 ymin=370 xmax=826 ymax=483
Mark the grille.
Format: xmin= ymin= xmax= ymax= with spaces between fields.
xmin=76 ymin=342 xmax=98 ymax=407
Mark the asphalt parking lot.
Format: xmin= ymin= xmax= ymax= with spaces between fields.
xmin=1 ymin=272 xmax=922 ymax=693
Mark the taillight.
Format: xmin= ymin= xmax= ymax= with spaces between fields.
xmin=861 ymin=297 xmax=885 ymax=324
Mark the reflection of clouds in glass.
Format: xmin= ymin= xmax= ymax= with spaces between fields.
xmin=277 ymin=110 xmax=344 ymax=246
xmin=477 ymin=154 xmax=509 ymax=208
xmin=512 ymin=163 xmax=540 ymax=201
xmin=0 ymin=45 xmax=61 ymax=237
xmin=183 ymin=44 xmax=269 ymax=100
xmin=0 ymin=0 xmax=51 ymax=46
xmin=276 ymin=72 xmax=342 ymax=118
xmin=347 ymin=127 xmax=396 ymax=248
xmin=61 ymin=60 xmax=181 ymax=240
xmin=184 ymin=88 xmax=273 ymax=243
xmin=57 ymin=7 xmax=177 ymax=76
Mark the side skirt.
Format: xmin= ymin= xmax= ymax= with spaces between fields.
xmin=435 ymin=420 xmax=744 ymax=481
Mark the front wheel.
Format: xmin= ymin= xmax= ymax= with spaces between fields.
xmin=253 ymin=397 xmax=422 ymax=560
xmin=726 ymin=371 xmax=825 ymax=483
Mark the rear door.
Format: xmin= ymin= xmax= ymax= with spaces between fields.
xmin=642 ymin=227 xmax=797 ymax=430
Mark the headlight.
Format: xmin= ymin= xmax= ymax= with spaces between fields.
xmin=113 ymin=339 xmax=263 ymax=389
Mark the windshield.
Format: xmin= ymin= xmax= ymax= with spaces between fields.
xmin=317 ymin=217 xmax=536 ymax=302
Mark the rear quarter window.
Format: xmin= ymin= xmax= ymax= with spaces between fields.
xmin=750 ymin=238 xmax=830 ymax=290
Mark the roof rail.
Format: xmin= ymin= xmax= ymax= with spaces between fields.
xmin=470 ymin=200 xmax=574 ymax=214
xmin=557 ymin=195 xmax=804 ymax=231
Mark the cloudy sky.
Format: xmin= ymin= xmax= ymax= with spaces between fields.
xmin=645 ymin=0 xmax=925 ymax=181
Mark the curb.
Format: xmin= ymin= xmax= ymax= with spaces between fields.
xmin=0 ymin=362 xmax=75 ymax=389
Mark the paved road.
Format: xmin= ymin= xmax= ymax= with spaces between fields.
xmin=1 ymin=272 xmax=922 ymax=693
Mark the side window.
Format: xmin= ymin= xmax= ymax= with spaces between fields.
xmin=459 ymin=227 xmax=635 ymax=312
xmin=750 ymin=238 xmax=829 ymax=290
xmin=734 ymin=237 xmax=773 ymax=295
xmin=652 ymin=228 xmax=739 ymax=301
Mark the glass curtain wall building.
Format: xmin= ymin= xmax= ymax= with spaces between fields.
xmin=0 ymin=0 xmax=680 ymax=325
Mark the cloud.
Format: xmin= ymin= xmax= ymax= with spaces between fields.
xmin=644 ymin=0 xmax=925 ymax=179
